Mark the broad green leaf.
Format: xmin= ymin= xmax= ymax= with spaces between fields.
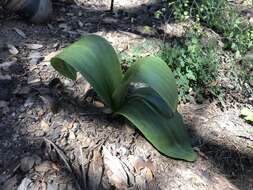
xmin=116 ymin=87 xmax=197 ymax=161
xmin=50 ymin=35 xmax=195 ymax=161
xmin=113 ymin=56 xmax=178 ymax=111
xmin=51 ymin=35 xmax=123 ymax=109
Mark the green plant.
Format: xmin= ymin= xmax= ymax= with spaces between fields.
xmin=171 ymin=0 xmax=253 ymax=56
xmin=50 ymin=35 xmax=197 ymax=161
xmin=227 ymin=51 xmax=253 ymax=98
xmin=160 ymin=34 xmax=222 ymax=102
xmin=154 ymin=10 xmax=163 ymax=19
xmin=239 ymin=52 xmax=253 ymax=95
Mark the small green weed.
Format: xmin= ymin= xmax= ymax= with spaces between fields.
xmin=235 ymin=52 xmax=253 ymax=96
xmin=171 ymin=0 xmax=253 ymax=56
xmin=159 ymin=33 xmax=222 ymax=103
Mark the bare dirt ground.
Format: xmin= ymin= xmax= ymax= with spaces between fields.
xmin=0 ymin=1 xmax=253 ymax=190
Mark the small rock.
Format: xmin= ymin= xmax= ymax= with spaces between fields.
xmin=7 ymin=44 xmax=19 ymax=55
xmin=94 ymin=101 xmax=104 ymax=108
xmin=78 ymin=20 xmax=84 ymax=27
xmin=27 ymin=77 xmax=41 ymax=85
xmin=28 ymin=51 xmax=42 ymax=59
xmin=52 ymin=43 xmax=59 ymax=48
xmin=26 ymin=43 xmax=43 ymax=50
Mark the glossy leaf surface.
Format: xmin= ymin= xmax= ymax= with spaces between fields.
xmin=51 ymin=35 xmax=123 ymax=108
xmin=113 ymin=56 xmax=178 ymax=111
xmin=117 ymin=88 xmax=197 ymax=161
xmin=50 ymin=35 xmax=196 ymax=161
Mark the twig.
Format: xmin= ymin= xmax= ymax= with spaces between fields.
xmin=79 ymin=112 xmax=105 ymax=116
xmin=43 ymin=137 xmax=82 ymax=190
xmin=237 ymin=135 xmax=253 ymax=141
xmin=79 ymin=145 xmax=87 ymax=189
xmin=43 ymin=137 xmax=72 ymax=172
xmin=110 ymin=0 xmax=114 ymax=12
